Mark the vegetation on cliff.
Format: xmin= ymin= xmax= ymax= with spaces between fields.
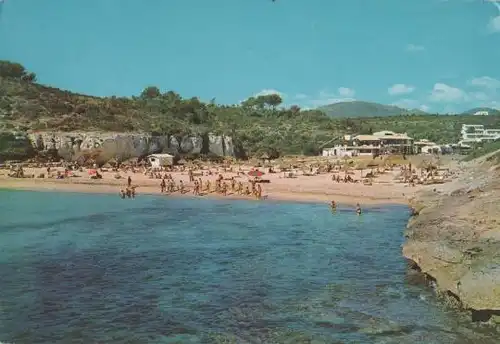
xmin=1 ymin=60 xmax=500 ymax=158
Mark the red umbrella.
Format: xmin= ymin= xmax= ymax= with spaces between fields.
xmin=248 ymin=170 xmax=264 ymax=177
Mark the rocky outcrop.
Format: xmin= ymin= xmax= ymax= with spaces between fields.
xmin=403 ymin=152 xmax=500 ymax=321
xmin=23 ymin=131 xmax=241 ymax=161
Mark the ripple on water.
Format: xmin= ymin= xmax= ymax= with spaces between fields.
xmin=0 ymin=190 xmax=498 ymax=343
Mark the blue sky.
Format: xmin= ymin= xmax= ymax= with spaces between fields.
xmin=0 ymin=0 xmax=499 ymax=113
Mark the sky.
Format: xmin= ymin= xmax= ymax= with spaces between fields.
xmin=0 ymin=0 xmax=499 ymax=113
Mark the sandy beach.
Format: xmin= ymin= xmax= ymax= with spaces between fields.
xmin=0 ymin=163 xmax=423 ymax=206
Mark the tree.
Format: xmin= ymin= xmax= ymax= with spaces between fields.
xmin=0 ymin=61 xmax=27 ymax=78
xmin=140 ymin=86 xmax=161 ymax=99
xmin=163 ymin=90 xmax=182 ymax=103
xmin=0 ymin=60 xmax=37 ymax=81
xmin=266 ymin=94 xmax=283 ymax=109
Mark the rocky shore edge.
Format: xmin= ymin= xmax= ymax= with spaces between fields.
xmin=402 ymin=150 xmax=500 ymax=324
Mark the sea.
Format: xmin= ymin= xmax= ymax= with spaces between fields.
xmin=0 ymin=189 xmax=498 ymax=344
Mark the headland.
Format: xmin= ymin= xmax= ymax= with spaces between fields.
xmin=403 ymin=149 xmax=500 ymax=323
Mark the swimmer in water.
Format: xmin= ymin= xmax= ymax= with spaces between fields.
xmin=356 ymin=203 xmax=361 ymax=215
xmin=330 ymin=200 xmax=337 ymax=212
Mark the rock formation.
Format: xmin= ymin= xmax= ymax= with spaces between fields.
xmin=0 ymin=130 xmax=243 ymax=162
xmin=403 ymin=150 xmax=500 ymax=322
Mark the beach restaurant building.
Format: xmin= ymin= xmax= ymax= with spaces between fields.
xmin=147 ymin=153 xmax=174 ymax=168
xmin=322 ymin=131 xmax=414 ymax=157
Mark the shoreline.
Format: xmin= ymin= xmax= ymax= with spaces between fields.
xmin=0 ymin=177 xmax=412 ymax=207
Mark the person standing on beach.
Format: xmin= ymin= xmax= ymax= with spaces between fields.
xmin=127 ymin=176 xmax=132 ymax=187
xmin=160 ymin=178 xmax=166 ymax=193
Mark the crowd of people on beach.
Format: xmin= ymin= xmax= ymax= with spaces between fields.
xmin=119 ymin=170 xmax=264 ymax=200
xmin=158 ymin=171 xmax=263 ymax=199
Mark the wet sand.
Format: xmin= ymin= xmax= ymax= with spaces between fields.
xmin=0 ymin=166 xmax=419 ymax=206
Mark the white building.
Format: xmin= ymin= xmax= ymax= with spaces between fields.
xmin=322 ymin=146 xmax=356 ymax=157
xmin=147 ymin=154 xmax=174 ymax=168
xmin=322 ymin=130 xmax=413 ymax=157
xmin=414 ymin=139 xmax=436 ymax=153
xmin=421 ymin=145 xmax=442 ymax=155
xmin=459 ymin=124 xmax=500 ymax=146
xmin=473 ymin=111 xmax=489 ymax=116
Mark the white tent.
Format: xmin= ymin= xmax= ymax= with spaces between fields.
xmin=147 ymin=154 xmax=174 ymax=168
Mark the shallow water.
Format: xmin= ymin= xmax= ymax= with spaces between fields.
xmin=0 ymin=190 xmax=498 ymax=343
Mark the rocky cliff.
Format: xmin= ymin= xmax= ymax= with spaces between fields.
xmin=403 ymin=151 xmax=500 ymax=322
xmin=0 ymin=131 xmax=242 ymax=162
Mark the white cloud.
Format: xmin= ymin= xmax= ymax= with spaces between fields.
xmin=429 ymin=83 xmax=468 ymax=102
xmin=405 ymin=44 xmax=425 ymax=52
xmin=491 ymin=16 xmax=500 ymax=32
xmin=391 ymin=98 xmax=418 ymax=109
xmin=388 ymin=84 xmax=415 ymax=96
xmin=294 ymin=93 xmax=308 ymax=100
xmin=488 ymin=1 xmax=500 ymax=32
xmin=309 ymin=90 xmax=356 ymax=107
xmin=420 ymin=104 xmax=430 ymax=112
xmin=469 ymin=76 xmax=500 ymax=90
xmin=469 ymin=91 xmax=489 ymax=101
xmin=292 ymin=89 xmax=356 ymax=107
xmin=391 ymin=98 xmax=429 ymax=112
xmin=253 ymin=89 xmax=285 ymax=97
xmin=337 ymin=87 xmax=355 ymax=98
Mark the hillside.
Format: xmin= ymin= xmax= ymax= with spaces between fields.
xmin=462 ymin=107 xmax=500 ymax=116
xmin=318 ymin=101 xmax=427 ymax=118
xmin=2 ymin=60 xmax=500 ymax=161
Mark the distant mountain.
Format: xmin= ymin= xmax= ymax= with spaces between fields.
xmin=461 ymin=107 xmax=500 ymax=116
xmin=318 ymin=101 xmax=429 ymax=118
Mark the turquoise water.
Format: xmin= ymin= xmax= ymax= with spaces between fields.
xmin=0 ymin=190 xmax=497 ymax=344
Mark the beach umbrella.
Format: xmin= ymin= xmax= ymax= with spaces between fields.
xmin=248 ymin=170 xmax=265 ymax=177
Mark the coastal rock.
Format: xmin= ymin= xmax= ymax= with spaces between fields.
xmin=23 ymin=131 xmax=241 ymax=161
xmin=403 ymin=151 xmax=500 ymax=316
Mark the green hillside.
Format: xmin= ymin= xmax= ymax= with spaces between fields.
xmin=318 ymin=101 xmax=427 ymax=118
xmin=2 ymin=60 xmax=500 ymax=160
